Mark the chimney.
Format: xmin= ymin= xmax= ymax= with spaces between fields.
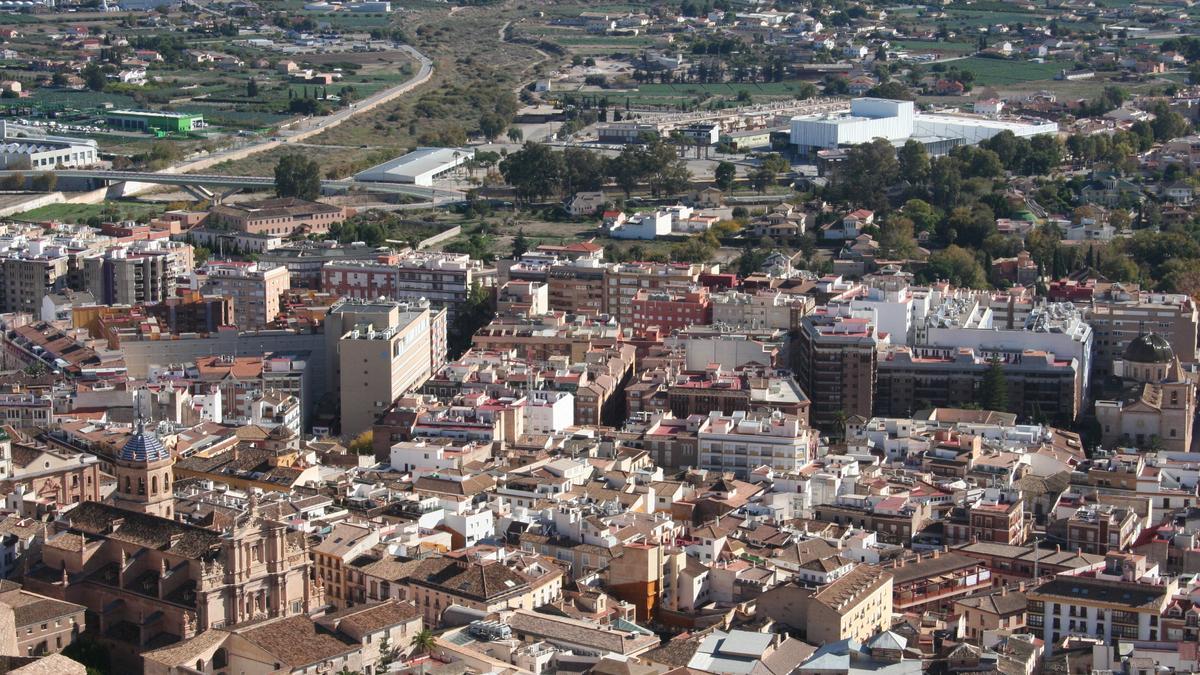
xmin=1018 ymin=581 xmax=1025 ymax=592
xmin=1055 ymin=544 xmax=1061 ymax=553
xmin=1001 ymin=586 xmax=1008 ymax=597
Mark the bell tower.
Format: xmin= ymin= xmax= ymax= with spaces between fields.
xmin=112 ymin=418 xmax=176 ymax=519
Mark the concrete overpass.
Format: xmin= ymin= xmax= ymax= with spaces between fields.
xmin=0 ymin=168 xmax=466 ymax=204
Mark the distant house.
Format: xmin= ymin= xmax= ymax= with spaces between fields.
xmin=565 ymin=191 xmax=607 ymax=217
xmin=934 ymin=79 xmax=965 ymax=95
xmin=1080 ymin=174 xmax=1142 ymax=206
xmin=602 ymin=210 xmax=627 ymax=230
xmin=611 ymin=210 xmax=671 ymax=239
xmin=692 ymin=187 xmax=725 ymax=208
xmin=1160 ymin=181 xmax=1195 ymax=205
xmin=973 ymin=98 xmax=1004 ymax=115
xmin=823 ymin=209 xmax=874 ymax=240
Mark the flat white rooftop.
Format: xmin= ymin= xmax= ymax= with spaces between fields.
xmin=355 ymin=146 xmax=474 ymax=186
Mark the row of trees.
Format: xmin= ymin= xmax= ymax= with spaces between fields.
xmin=498 ymin=141 xmax=692 ymax=203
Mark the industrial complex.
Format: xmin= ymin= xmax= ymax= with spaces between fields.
xmin=789 ymin=97 xmax=1059 ymax=155
xmin=354 ymin=146 xmax=475 ymax=186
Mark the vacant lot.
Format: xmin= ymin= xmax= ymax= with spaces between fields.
xmin=14 ymin=201 xmax=169 ymax=224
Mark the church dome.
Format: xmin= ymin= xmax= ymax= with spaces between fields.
xmin=120 ymin=420 xmax=170 ymax=463
xmin=1123 ymin=332 xmax=1174 ymax=364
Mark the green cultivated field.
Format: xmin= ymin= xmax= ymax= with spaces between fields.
xmin=954 ymin=57 xmax=1065 ymax=85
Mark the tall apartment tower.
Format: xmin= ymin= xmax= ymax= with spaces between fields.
xmin=327 ymin=299 xmax=448 ymax=437
xmin=111 ymin=418 xmax=176 ymax=519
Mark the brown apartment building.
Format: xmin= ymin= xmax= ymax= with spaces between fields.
xmin=200 ymin=261 xmax=291 ymax=330
xmin=207 ymin=197 xmax=347 ymax=237
xmin=794 ymin=313 xmax=880 ymax=429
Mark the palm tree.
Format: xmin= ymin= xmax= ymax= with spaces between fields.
xmin=411 ymin=629 xmax=436 ymax=657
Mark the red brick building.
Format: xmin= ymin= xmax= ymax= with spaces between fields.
xmin=630 ymin=287 xmax=712 ymax=334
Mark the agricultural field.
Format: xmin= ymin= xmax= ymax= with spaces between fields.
xmin=952 ymin=57 xmax=1067 ymax=85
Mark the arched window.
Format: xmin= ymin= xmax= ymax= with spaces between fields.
xmin=196 ymin=659 xmax=204 ymax=671
xmin=213 ymin=648 xmax=228 ymax=669
xmin=137 ymin=477 xmax=145 ymax=496
xmin=151 ymin=476 xmax=158 ymax=495
xmin=124 ymin=477 xmax=131 ymax=493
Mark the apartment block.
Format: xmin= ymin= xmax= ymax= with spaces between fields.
xmin=1050 ymin=280 xmax=1200 ymax=373
xmin=876 ymin=345 xmax=1084 ymax=423
xmin=794 ymin=313 xmax=882 ymax=429
xmin=604 ymin=262 xmax=718 ymax=326
xmin=331 ymin=299 xmax=448 ymax=437
xmin=0 ymin=245 xmax=70 ymax=313
xmin=199 ymin=261 xmax=291 ymax=330
xmin=696 ymin=410 xmax=819 ymax=477
xmin=502 ymin=255 xmax=608 ymax=316
xmin=710 ymin=288 xmax=815 ymax=331
xmin=83 ymin=240 xmax=193 ymax=306
xmin=630 ymin=286 xmax=712 ymax=334
xmin=322 ymin=250 xmax=489 ymax=320
xmin=1028 ymin=553 xmax=1174 ymax=647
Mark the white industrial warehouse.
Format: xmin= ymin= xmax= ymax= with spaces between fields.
xmin=789 ymin=98 xmax=1059 ymax=155
xmin=0 ymin=121 xmax=100 ymax=170
xmin=354 ymin=147 xmax=474 ymax=186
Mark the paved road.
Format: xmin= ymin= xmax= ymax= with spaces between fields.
xmin=165 ymin=45 xmax=435 ymax=177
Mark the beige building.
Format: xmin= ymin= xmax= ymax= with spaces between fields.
xmin=313 ymin=522 xmax=380 ymax=609
xmin=1095 ymin=333 xmax=1196 ymax=452
xmin=29 ymin=498 xmax=320 ymax=659
xmin=328 ymin=300 xmax=448 ymax=437
xmin=207 ymin=197 xmax=346 ymax=237
xmin=0 ymin=580 xmax=87 ymax=658
xmin=1079 ymin=285 xmax=1199 ymax=375
xmin=757 ymin=563 xmax=894 ymax=645
xmin=200 ymin=261 xmax=291 ymax=330
xmin=110 ymin=421 xmax=176 ymax=519
xmin=955 ymin=587 xmax=1026 ymax=642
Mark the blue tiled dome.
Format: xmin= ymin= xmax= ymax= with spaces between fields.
xmin=120 ymin=421 xmax=170 ymax=463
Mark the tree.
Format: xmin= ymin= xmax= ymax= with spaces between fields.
xmin=479 ymin=112 xmax=506 ymax=141
xmin=378 ymin=635 xmax=396 ymax=671
xmin=879 ymin=216 xmax=919 ymax=259
xmin=449 ymin=282 xmax=495 ymax=358
xmin=979 ymin=356 xmax=1010 ymax=413
xmin=31 ymin=173 xmax=57 ymax=192
xmin=412 ymin=629 xmax=437 ymax=656
xmin=507 ymin=127 xmax=524 ymax=143
xmin=714 ymin=161 xmax=736 ymax=192
xmin=499 ymin=142 xmax=563 ymax=203
xmin=512 ymin=229 xmax=529 ymax=258
xmin=0 ymin=172 xmax=23 ymax=191
xmin=749 ymin=167 xmax=776 ymax=193
xmin=274 ymin=154 xmax=321 ymax=200
xmin=561 ymin=147 xmax=605 ymax=194
xmin=83 ymin=64 xmax=106 ymax=92
xmin=347 ymin=430 xmax=373 ymax=455
xmin=247 ymin=78 xmax=259 ymax=98
xmin=902 ymin=198 xmax=940 ymax=232
xmin=838 ymin=138 xmax=899 ymax=211
xmin=922 ymin=245 xmax=988 ymax=288
xmin=898 ymin=139 xmax=929 ymax=186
